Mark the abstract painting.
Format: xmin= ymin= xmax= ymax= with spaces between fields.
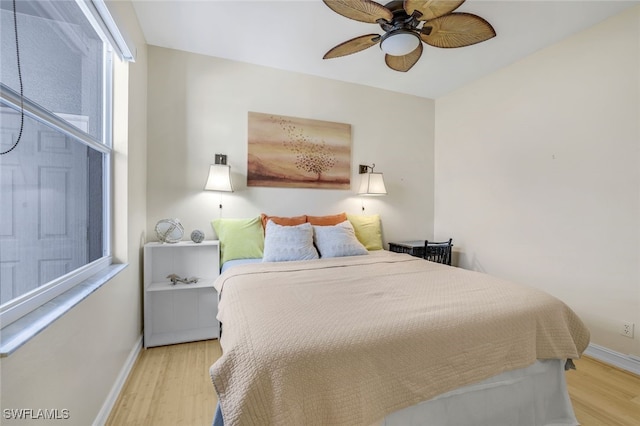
xmin=247 ymin=112 xmax=351 ymax=189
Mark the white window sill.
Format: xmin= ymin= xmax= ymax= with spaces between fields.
xmin=0 ymin=263 xmax=128 ymax=357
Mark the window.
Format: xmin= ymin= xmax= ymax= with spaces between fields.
xmin=0 ymin=0 xmax=125 ymax=327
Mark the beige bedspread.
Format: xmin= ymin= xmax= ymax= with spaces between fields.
xmin=210 ymin=251 xmax=589 ymax=426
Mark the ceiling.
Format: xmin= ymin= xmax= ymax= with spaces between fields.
xmin=131 ymin=0 xmax=638 ymax=99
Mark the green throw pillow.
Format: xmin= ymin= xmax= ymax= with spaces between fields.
xmin=346 ymin=214 xmax=383 ymax=251
xmin=212 ymin=217 xmax=265 ymax=265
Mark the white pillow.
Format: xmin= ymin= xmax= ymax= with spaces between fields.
xmin=263 ymin=220 xmax=319 ymax=262
xmin=313 ymin=221 xmax=369 ymax=258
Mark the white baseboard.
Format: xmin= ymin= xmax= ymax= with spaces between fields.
xmin=93 ymin=335 xmax=143 ymax=426
xmin=584 ymin=343 xmax=640 ymax=375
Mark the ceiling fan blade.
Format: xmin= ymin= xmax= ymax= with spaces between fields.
xmin=323 ymin=0 xmax=393 ymax=24
xmin=420 ymin=13 xmax=496 ymax=48
xmin=403 ymin=0 xmax=464 ymax=21
xmin=385 ymin=42 xmax=423 ymax=72
xmin=323 ymin=34 xmax=381 ymax=59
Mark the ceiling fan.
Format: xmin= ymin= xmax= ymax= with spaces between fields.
xmin=322 ymin=0 xmax=496 ymax=72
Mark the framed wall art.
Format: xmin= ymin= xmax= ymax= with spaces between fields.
xmin=247 ymin=112 xmax=351 ymax=189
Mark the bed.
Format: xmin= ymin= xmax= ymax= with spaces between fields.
xmin=209 ymin=250 xmax=590 ymax=426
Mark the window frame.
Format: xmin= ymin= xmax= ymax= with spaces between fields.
xmin=0 ymin=0 xmax=125 ymax=329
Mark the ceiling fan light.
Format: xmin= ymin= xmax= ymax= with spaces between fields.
xmin=380 ymin=31 xmax=420 ymax=56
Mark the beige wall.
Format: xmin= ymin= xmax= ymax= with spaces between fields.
xmin=146 ymin=46 xmax=435 ymax=246
xmin=0 ymin=1 xmax=148 ymax=424
xmin=434 ymin=7 xmax=640 ymax=357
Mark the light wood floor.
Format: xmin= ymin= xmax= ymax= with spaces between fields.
xmin=106 ymin=340 xmax=221 ymax=426
xmin=565 ymin=356 xmax=640 ymax=426
xmin=107 ymin=339 xmax=640 ymax=426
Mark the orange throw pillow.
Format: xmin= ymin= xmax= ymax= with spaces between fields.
xmin=306 ymin=213 xmax=348 ymax=226
xmin=261 ymin=213 xmax=307 ymax=230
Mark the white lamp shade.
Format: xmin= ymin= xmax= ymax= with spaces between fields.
xmin=204 ymin=164 xmax=233 ymax=192
xmin=358 ymin=172 xmax=387 ymax=196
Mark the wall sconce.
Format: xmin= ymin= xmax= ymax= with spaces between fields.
xmin=358 ymin=163 xmax=387 ymax=196
xmin=205 ymin=154 xmax=233 ymax=210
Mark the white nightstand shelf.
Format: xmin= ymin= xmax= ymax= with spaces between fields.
xmin=147 ymin=279 xmax=217 ymax=292
xmin=143 ymin=241 xmax=220 ymax=348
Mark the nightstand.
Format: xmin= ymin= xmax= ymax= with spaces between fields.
xmin=143 ymin=241 xmax=220 ymax=348
xmin=388 ymin=240 xmax=426 ymax=258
